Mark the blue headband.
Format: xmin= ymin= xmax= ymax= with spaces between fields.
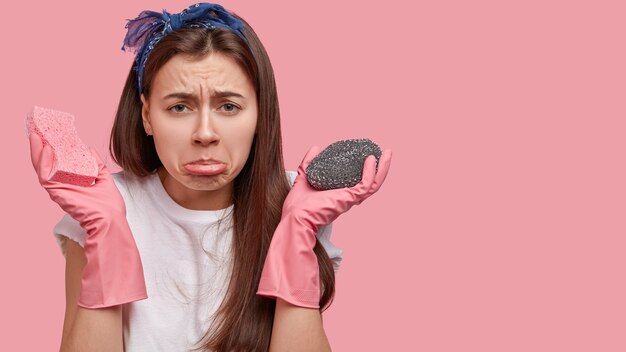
xmin=121 ymin=3 xmax=249 ymax=97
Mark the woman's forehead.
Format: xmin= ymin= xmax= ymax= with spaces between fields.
xmin=152 ymin=53 xmax=253 ymax=96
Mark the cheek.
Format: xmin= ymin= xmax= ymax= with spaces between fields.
xmin=224 ymin=120 xmax=257 ymax=163
xmin=152 ymin=122 xmax=187 ymax=164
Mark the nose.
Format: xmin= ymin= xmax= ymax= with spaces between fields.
xmin=192 ymin=109 xmax=220 ymax=146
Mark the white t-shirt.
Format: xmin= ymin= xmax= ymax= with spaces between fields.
xmin=52 ymin=170 xmax=343 ymax=352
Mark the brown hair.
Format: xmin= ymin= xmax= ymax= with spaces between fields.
xmin=109 ymin=10 xmax=336 ymax=352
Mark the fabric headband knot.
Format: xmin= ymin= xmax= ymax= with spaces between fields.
xmin=162 ymin=12 xmax=184 ymax=32
xmin=121 ymin=2 xmax=249 ymax=97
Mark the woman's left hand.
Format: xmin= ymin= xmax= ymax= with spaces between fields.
xmin=256 ymin=145 xmax=392 ymax=308
xmin=282 ymin=145 xmax=393 ymax=231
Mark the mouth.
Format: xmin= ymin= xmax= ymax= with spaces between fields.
xmin=184 ymin=160 xmax=227 ymax=176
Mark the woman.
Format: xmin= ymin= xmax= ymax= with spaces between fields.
xmin=28 ymin=3 xmax=392 ymax=351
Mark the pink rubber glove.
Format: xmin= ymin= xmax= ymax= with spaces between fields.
xmin=28 ymin=132 xmax=148 ymax=309
xmin=256 ymin=145 xmax=392 ymax=308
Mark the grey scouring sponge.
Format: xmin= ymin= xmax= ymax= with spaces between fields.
xmin=305 ymin=138 xmax=382 ymax=190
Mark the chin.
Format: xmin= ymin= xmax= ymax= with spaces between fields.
xmin=182 ymin=173 xmax=231 ymax=190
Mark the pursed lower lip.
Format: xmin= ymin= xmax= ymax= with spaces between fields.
xmin=184 ymin=162 xmax=227 ymax=176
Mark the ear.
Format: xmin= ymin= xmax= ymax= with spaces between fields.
xmin=140 ymin=94 xmax=153 ymax=135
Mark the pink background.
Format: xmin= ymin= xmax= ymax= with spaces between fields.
xmin=3 ymin=0 xmax=625 ymax=350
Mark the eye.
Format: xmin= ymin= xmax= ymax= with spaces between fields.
xmin=168 ymin=104 xmax=189 ymax=113
xmin=220 ymin=103 xmax=240 ymax=114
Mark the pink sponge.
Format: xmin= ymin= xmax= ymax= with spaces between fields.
xmin=25 ymin=106 xmax=98 ymax=186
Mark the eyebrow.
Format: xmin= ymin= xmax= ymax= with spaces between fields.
xmin=161 ymin=90 xmax=245 ymax=100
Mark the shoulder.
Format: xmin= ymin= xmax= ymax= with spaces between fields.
xmin=110 ymin=170 xmax=126 ymax=189
xmin=108 ymin=170 xmax=132 ymax=200
xmin=285 ymin=170 xmax=297 ymax=188
xmin=110 ymin=170 xmax=149 ymax=197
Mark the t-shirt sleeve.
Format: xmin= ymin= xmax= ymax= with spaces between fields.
xmin=52 ymin=213 xmax=87 ymax=257
xmin=286 ymin=170 xmax=344 ymax=272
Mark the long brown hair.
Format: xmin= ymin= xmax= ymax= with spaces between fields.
xmin=109 ymin=10 xmax=336 ymax=352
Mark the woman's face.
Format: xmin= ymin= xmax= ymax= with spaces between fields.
xmin=141 ymin=52 xmax=257 ymax=210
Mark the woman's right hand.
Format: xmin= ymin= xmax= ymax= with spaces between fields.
xmin=28 ymin=132 xmax=148 ymax=308
xmin=28 ymin=132 xmax=126 ymax=226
